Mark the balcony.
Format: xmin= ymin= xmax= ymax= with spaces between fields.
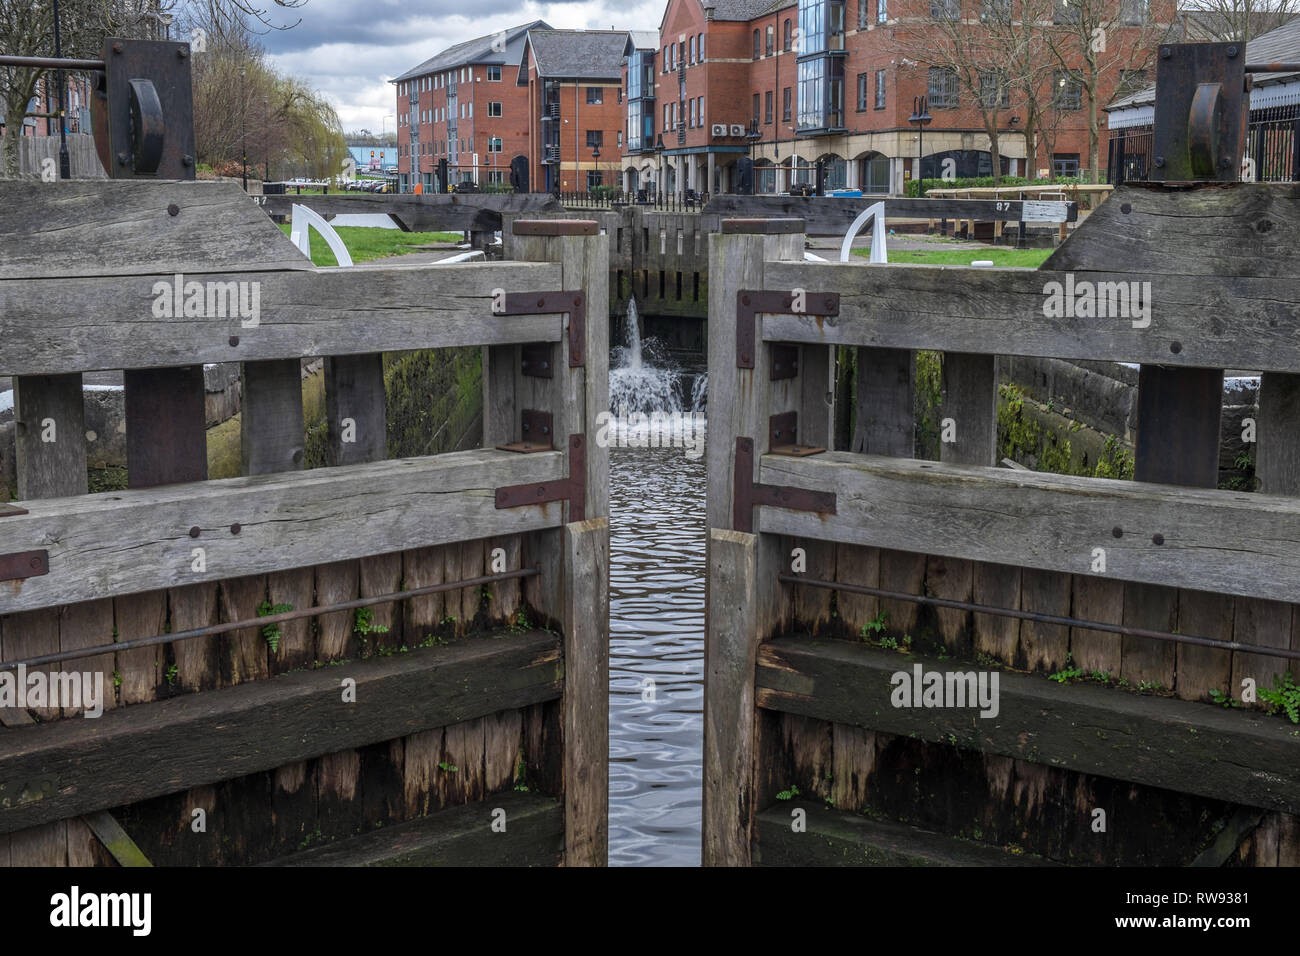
xmin=542 ymin=144 xmax=560 ymax=164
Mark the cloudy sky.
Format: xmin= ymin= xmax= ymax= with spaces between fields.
xmin=258 ymin=0 xmax=665 ymax=134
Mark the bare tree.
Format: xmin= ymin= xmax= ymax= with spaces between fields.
xmin=1178 ymin=0 xmax=1300 ymax=44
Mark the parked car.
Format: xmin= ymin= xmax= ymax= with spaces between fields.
xmin=452 ymin=180 xmax=480 ymax=194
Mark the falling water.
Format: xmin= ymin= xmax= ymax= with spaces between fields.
xmin=609 ymin=297 xmax=685 ymax=415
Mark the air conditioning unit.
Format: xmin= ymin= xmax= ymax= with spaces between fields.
xmin=711 ymin=124 xmax=727 ymax=136
xmin=729 ymin=124 xmax=745 ymax=136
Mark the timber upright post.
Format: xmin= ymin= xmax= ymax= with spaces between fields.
xmin=703 ymin=218 xmax=835 ymax=866
xmin=494 ymin=218 xmax=610 ymax=865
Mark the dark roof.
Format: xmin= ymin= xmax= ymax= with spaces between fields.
xmin=392 ymin=20 xmax=549 ymax=82
xmin=1108 ymin=15 xmax=1300 ymax=110
xmin=700 ymin=0 xmax=792 ymax=20
xmin=524 ymin=29 xmax=632 ymax=80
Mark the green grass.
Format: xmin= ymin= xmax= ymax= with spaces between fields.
xmin=277 ymin=223 xmax=465 ymax=266
xmin=853 ymin=246 xmax=1052 ymax=268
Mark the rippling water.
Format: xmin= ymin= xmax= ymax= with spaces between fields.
xmin=608 ymin=443 xmax=706 ymax=867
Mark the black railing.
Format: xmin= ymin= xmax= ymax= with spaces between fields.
xmin=555 ymin=189 xmax=710 ymax=211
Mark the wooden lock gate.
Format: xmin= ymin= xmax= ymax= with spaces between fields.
xmin=0 ymin=40 xmax=609 ymax=868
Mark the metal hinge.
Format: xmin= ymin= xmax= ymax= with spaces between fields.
xmin=732 ymin=436 xmax=835 ymax=533
xmin=495 ymin=433 xmax=587 ymax=521
xmin=496 ymin=409 xmax=554 ymax=453
xmin=498 ymin=291 xmax=587 ymax=367
xmin=769 ymin=411 xmax=824 ymax=457
xmin=736 ymin=290 xmax=839 ymax=368
xmin=0 ymin=504 xmax=46 ymax=583
xmin=521 ymin=342 xmax=553 ymax=378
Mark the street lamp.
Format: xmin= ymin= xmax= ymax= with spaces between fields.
xmin=908 ymin=95 xmax=932 ymax=190
xmin=591 ymin=144 xmax=600 ymax=194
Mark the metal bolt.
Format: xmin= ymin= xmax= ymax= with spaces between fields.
xmin=742 ymin=295 xmax=752 ymax=306
xmin=113 ymin=43 xmax=123 ymax=54
xmin=1152 ymin=533 xmax=1165 ymax=545
xmin=1160 ymin=47 xmax=1171 ymax=58
xmin=1226 ymin=45 xmax=1238 ymax=58
xmin=229 ymin=335 xmax=240 ymax=347
xmin=182 ymin=155 xmax=193 ymax=167
xmin=1170 ymin=341 xmax=1182 ymax=354
xmin=1112 ymin=526 xmax=1123 ymax=538
xmin=1219 ymin=157 xmax=1232 ymax=169
xmin=536 ymin=297 xmax=545 ymax=307
xmin=117 ymin=152 xmax=130 ymax=166
xmin=189 ymin=526 xmax=201 ymax=538
xmin=30 ymin=556 xmax=42 ymax=569
xmin=230 ymin=523 xmax=241 ymax=535
xmin=177 ymin=46 xmax=189 ymax=59
xmin=168 ymin=203 xmax=180 ymax=217
xmin=1120 ymin=203 xmax=1132 ymax=214
xmin=1153 ymin=157 xmax=1165 ymax=168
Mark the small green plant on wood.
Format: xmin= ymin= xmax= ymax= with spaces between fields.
xmin=506 ymin=608 xmax=532 ymax=634
xmin=1050 ymin=654 xmax=1083 ymax=683
xmin=879 ymin=636 xmax=899 ymax=650
xmin=257 ymin=600 xmax=293 ymax=653
xmin=859 ymin=611 xmax=887 ymax=640
xmin=165 ymin=664 xmax=179 ymax=686
xmin=354 ymin=606 xmax=390 ymax=639
xmin=438 ymin=761 xmax=459 ymax=773
xmin=1259 ymin=672 xmax=1300 ymax=724
xmin=1209 ymin=688 xmax=1239 ymax=709
xmin=776 ymin=784 xmax=800 ymax=801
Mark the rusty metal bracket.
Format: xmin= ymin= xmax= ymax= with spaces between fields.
xmin=0 ymin=549 xmax=49 ymax=583
xmin=770 ymin=343 xmax=799 ymax=380
xmin=495 ymin=433 xmax=586 ymax=521
xmin=733 ymin=437 xmax=835 ymax=533
xmin=1151 ymin=42 xmax=1246 ymax=182
xmin=496 ymin=409 xmax=554 ymax=453
xmin=91 ymin=38 xmax=196 ymax=180
xmin=498 ymin=292 xmax=586 ymax=367
xmin=769 ymin=411 xmax=825 ymax=457
xmin=736 ymin=291 xmax=839 ymax=368
xmin=520 ymin=342 xmax=553 ymax=378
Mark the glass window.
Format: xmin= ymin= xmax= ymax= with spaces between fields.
xmin=797 ymin=58 xmax=825 ymax=128
xmin=800 ymin=0 xmax=826 ymax=55
xmin=875 ymin=69 xmax=885 ymax=108
xmin=783 ymin=86 xmax=792 ymax=121
xmin=784 ymin=19 xmax=793 ymax=50
xmin=587 ymin=87 xmax=603 ymax=104
xmin=698 ymin=33 xmax=703 ymax=59
xmin=1053 ymin=153 xmax=1081 ymax=177
xmin=487 ymin=170 xmax=505 ymax=184
xmin=1117 ymin=69 xmax=1148 ymax=97
xmin=690 ymin=98 xmax=697 ymax=127
xmin=587 ymin=129 xmax=603 ymax=148
xmin=857 ymin=72 xmax=867 ymax=111
xmin=860 ymin=152 xmax=890 ymax=192
xmin=587 ymin=170 xmax=604 ymax=190
xmin=1053 ymin=0 xmax=1079 ymax=23
xmin=1052 ymin=70 xmax=1082 ymax=110
xmin=689 ymin=36 xmax=696 ymax=63
xmin=981 ymin=0 xmax=1011 ymax=19
xmin=754 ymin=29 xmax=761 ymax=59
xmin=627 ymin=102 xmax=644 ymax=150
xmin=930 ymin=0 xmax=959 ymax=18
xmin=878 ymin=0 xmax=887 ymax=22
xmin=766 ymin=25 xmax=775 ymax=55
xmin=978 ymin=70 xmax=1009 ymax=109
xmin=487 ymin=65 xmax=501 ymax=81
xmin=765 ymin=90 xmax=773 ymax=123
xmin=1121 ymin=0 xmax=1147 ymax=23
xmin=928 ymin=67 xmax=958 ymax=109
xmin=753 ymin=93 xmax=761 ymax=124
xmin=488 ymin=137 xmax=502 ymax=152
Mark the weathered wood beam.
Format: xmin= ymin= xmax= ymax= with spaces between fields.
xmin=703 ymin=196 xmax=1078 ymax=235
xmin=0 ymin=261 xmax=564 ymax=375
xmin=0 ymin=448 xmax=567 ymax=614
xmin=753 ymin=799 xmax=1060 ymax=866
xmin=754 ymin=636 xmax=1300 ymax=815
xmin=265 ymin=791 xmax=563 ymax=867
xmin=260 ymin=192 xmax=564 ymax=233
xmin=757 ymin=451 xmax=1300 ymax=604
xmin=761 ymin=261 xmax=1300 ymax=373
xmin=0 ymin=632 xmax=563 ymax=834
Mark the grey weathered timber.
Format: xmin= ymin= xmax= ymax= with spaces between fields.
xmin=13 ymin=375 xmax=88 ymax=499
xmin=753 ymin=800 xmax=1059 ymax=866
xmin=0 ymin=181 xmax=312 ymax=280
xmin=1043 ymin=183 xmax=1300 ymax=280
xmin=258 ymin=191 xmax=563 ymax=233
xmin=939 ymin=353 xmax=998 ymax=466
xmin=1258 ymin=373 xmax=1300 ymax=495
xmin=754 ymin=636 xmax=1300 ymax=815
xmin=266 ymin=791 xmax=563 ymax=867
xmin=703 ymin=529 xmax=760 ymax=867
xmin=563 ymin=518 xmax=609 ymax=866
xmin=0 ymin=448 xmax=567 ymax=613
xmin=851 ymin=348 xmax=913 ymax=456
xmin=757 ymin=451 xmax=1300 ymax=604
xmin=124 ymin=366 xmax=209 ymax=488
xmin=325 ymin=354 xmax=387 ymax=466
xmin=0 ymin=262 xmax=564 ymax=375
xmin=760 ymin=261 xmax=1300 ymax=373
xmin=241 ymin=359 xmax=306 ymax=475
xmin=703 ymin=196 xmax=1077 ymax=236
xmin=0 ymin=632 xmax=563 ymax=834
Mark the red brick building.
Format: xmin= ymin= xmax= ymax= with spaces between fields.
xmin=392 ymin=20 xmax=548 ymax=193
xmin=517 ymin=29 xmax=634 ymax=194
xmin=622 ymin=0 xmax=1172 ymax=195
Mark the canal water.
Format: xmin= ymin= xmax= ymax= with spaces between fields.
xmin=607 ymin=301 xmax=707 ymax=867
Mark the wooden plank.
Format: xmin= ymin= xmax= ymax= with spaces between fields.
xmin=241 ymin=359 xmax=306 ymax=475
xmin=940 ymin=353 xmax=998 ymax=467
xmin=267 ymin=568 xmax=314 ymax=673
xmin=0 ymin=631 xmax=564 ymax=834
xmin=703 ymin=529 xmax=759 ymax=867
xmin=0 ymin=181 xmax=314 ymax=279
xmin=792 ymin=539 xmax=835 ymax=633
xmin=1120 ymin=582 xmax=1177 ymax=688
xmin=0 ymin=449 xmax=568 ymax=614
xmin=833 ymin=543 xmax=880 ymax=632
xmin=704 ymin=196 xmax=1077 ymax=235
xmin=759 ymin=262 xmax=1300 ymax=374
xmin=81 ymin=810 xmax=153 ymax=867
xmin=1232 ymin=598 xmax=1295 ymax=705
xmin=1258 ymin=373 xmax=1300 ymax=494
xmin=1019 ymin=568 xmax=1071 ymax=673
xmin=829 ymin=724 xmax=876 ymax=812
xmin=753 ymin=799 xmax=1059 ymax=866
xmin=1175 ymin=588 xmax=1235 ymax=702
xmin=754 ymin=635 xmax=1300 ymax=815
xmin=925 ymin=555 xmax=974 ymax=656
xmin=0 ymin=263 xmax=565 ymax=375
xmin=218 ymin=575 xmax=270 ymax=686
xmin=13 ymin=374 xmax=87 ymax=499
xmin=563 ymin=518 xmax=609 ymax=867
xmin=756 ymin=451 xmax=1300 ymax=605
xmin=169 ymin=582 xmax=220 ymax=692
xmin=973 ymin=563 xmax=1021 ymax=665
xmin=124 ymin=367 xmax=208 ymax=488
xmin=325 ymin=354 xmax=387 ymax=467
xmin=1134 ymin=365 xmax=1223 ymax=489
xmin=1069 ymin=576 xmax=1124 ymax=676
xmin=260 ymin=191 xmax=564 ymax=234
xmin=851 ymin=348 xmax=913 ymax=456
xmin=113 ymin=591 xmax=163 ymax=704
xmin=402 ymin=546 xmax=445 ymax=643
xmin=265 ymin=791 xmax=563 ymax=867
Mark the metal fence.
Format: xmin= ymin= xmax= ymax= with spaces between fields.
xmin=1108 ymin=102 xmax=1299 ymax=184
xmin=557 ymin=189 xmax=710 ymax=212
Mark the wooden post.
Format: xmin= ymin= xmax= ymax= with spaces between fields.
xmin=562 ymin=517 xmax=609 ymax=866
